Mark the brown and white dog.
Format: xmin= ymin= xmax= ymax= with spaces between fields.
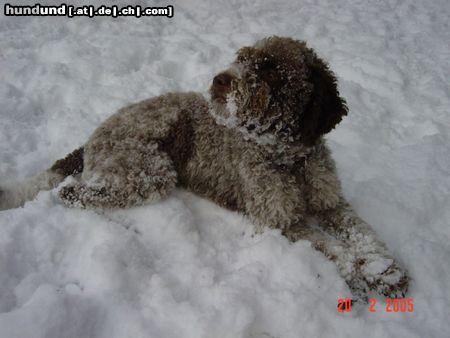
xmin=0 ymin=36 xmax=409 ymax=301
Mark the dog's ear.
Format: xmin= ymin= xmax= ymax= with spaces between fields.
xmin=298 ymin=59 xmax=348 ymax=146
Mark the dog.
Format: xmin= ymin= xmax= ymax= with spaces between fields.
xmin=0 ymin=36 xmax=409 ymax=301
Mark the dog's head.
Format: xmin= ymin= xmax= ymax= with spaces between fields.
xmin=209 ymin=36 xmax=348 ymax=146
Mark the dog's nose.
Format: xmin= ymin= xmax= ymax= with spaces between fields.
xmin=213 ymin=73 xmax=233 ymax=87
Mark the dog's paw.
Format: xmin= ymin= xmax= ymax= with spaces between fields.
xmin=344 ymin=274 xmax=370 ymax=303
xmin=59 ymin=183 xmax=122 ymax=209
xmin=59 ymin=184 xmax=86 ymax=208
xmin=357 ymin=257 xmax=409 ymax=299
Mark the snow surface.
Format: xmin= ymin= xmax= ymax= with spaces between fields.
xmin=1 ymin=0 xmax=450 ymax=337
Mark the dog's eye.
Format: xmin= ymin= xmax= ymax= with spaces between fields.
xmin=259 ymin=59 xmax=276 ymax=71
xmin=256 ymin=58 xmax=284 ymax=87
xmin=260 ymin=67 xmax=282 ymax=87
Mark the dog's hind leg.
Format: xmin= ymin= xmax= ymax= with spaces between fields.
xmin=59 ymin=141 xmax=177 ymax=209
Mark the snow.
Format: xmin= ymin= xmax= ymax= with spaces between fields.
xmin=1 ymin=0 xmax=450 ymax=337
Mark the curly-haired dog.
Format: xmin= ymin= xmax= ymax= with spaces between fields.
xmin=0 ymin=36 xmax=409 ymax=301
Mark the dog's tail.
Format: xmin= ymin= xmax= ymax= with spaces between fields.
xmin=0 ymin=147 xmax=84 ymax=210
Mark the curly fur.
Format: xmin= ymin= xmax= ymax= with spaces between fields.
xmin=0 ymin=36 xmax=408 ymax=301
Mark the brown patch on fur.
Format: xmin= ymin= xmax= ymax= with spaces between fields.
xmin=50 ymin=147 xmax=84 ymax=177
xmin=159 ymin=111 xmax=195 ymax=186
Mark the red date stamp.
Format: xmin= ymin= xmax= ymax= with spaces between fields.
xmin=337 ymin=298 xmax=414 ymax=313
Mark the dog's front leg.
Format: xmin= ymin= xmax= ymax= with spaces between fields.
xmin=239 ymin=162 xmax=372 ymax=300
xmin=303 ymin=140 xmax=409 ymax=298
xmin=283 ymin=224 xmax=374 ymax=301
xmin=239 ymin=162 xmax=307 ymax=231
xmin=304 ymin=139 xmax=343 ymax=213
xmin=317 ymin=202 xmax=409 ymax=299
xmin=306 ymin=148 xmax=409 ymax=297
